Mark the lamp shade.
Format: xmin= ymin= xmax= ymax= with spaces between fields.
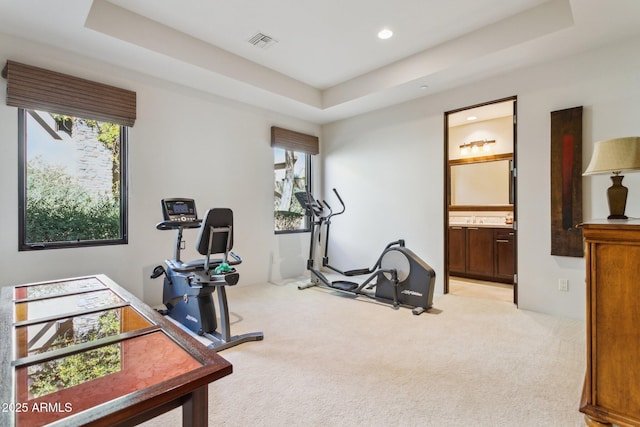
xmin=583 ymin=137 xmax=640 ymax=175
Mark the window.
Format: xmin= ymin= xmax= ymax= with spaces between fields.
xmin=271 ymin=126 xmax=319 ymax=234
xmin=3 ymin=60 xmax=136 ymax=250
xmin=18 ymin=109 xmax=128 ymax=250
xmin=274 ymin=147 xmax=311 ymax=233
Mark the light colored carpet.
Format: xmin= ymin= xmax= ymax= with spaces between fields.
xmin=449 ymin=276 xmax=514 ymax=303
xmin=141 ymin=278 xmax=586 ymax=427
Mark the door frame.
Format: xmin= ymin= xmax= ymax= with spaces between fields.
xmin=443 ymin=96 xmax=518 ymax=305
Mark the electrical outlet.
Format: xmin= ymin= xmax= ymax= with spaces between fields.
xmin=558 ymin=279 xmax=569 ymax=292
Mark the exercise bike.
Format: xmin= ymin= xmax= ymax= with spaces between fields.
xmin=151 ymin=198 xmax=263 ymax=351
xmin=295 ymin=189 xmax=436 ymax=315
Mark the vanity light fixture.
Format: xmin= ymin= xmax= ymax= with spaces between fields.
xmin=459 ymin=139 xmax=496 ymax=156
xmin=466 ymin=116 xmax=477 ymax=121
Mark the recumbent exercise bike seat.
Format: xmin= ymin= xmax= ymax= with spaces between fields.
xmin=163 ymin=208 xmax=242 ymax=285
xmin=164 ymin=256 xmax=235 ymax=273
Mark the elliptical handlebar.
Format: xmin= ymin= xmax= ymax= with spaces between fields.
xmin=321 ymin=199 xmax=333 ymax=216
xmin=324 ymin=188 xmax=346 ymax=221
xmin=332 ymin=188 xmax=346 ymax=210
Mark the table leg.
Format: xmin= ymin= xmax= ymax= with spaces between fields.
xmin=182 ymin=385 xmax=208 ymax=427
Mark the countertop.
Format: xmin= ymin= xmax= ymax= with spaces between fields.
xmin=449 ymin=223 xmax=514 ymax=229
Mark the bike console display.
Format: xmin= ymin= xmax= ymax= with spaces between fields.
xmin=157 ymin=198 xmax=201 ymax=230
xmin=162 ymin=198 xmax=197 ymax=222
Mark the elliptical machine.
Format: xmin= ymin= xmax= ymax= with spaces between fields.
xmin=151 ymin=198 xmax=263 ymax=351
xmin=295 ymin=189 xmax=436 ymax=315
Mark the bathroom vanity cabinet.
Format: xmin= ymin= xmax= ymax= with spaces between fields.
xmin=448 ymin=226 xmax=514 ymax=283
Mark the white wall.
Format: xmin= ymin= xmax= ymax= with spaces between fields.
xmin=0 ymin=33 xmax=319 ymax=303
xmin=322 ymin=34 xmax=640 ymax=320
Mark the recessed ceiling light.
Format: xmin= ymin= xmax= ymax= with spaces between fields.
xmin=378 ymin=29 xmax=393 ymax=40
xmin=467 ymin=116 xmax=477 ymax=121
xmin=420 ymin=85 xmax=429 ymax=90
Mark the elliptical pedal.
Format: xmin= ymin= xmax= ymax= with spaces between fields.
xmin=330 ymin=280 xmax=359 ymax=292
xmin=343 ymin=268 xmax=370 ymax=276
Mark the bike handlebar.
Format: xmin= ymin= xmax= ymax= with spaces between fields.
xmin=229 ymin=251 xmax=243 ymax=265
xmin=156 ymin=219 xmax=202 ymax=230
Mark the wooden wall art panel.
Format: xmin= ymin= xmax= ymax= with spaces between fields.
xmin=550 ymin=106 xmax=584 ymax=257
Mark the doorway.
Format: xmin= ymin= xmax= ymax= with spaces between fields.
xmin=444 ymin=97 xmax=518 ymax=304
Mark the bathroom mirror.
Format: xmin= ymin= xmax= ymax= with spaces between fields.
xmin=450 ymin=157 xmax=512 ymax=207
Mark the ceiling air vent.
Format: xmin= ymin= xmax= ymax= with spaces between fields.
xmin=248 ymin=32 xmax=278 ymax=49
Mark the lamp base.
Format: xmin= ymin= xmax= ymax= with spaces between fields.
xmin=607 ymin=214 xmax=628 ymax=220
xmin=607 ymin=175 xmax=628 ymax=219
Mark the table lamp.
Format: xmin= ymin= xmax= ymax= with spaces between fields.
xmin=583 ymin=136 xmax=640 ymax=219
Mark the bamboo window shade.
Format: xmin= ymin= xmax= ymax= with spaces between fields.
xmin=271 ymin=126 xmax=319 ymax=155
xmin=2 ymin=60 xmax=136 ymax=127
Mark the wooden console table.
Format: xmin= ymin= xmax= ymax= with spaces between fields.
xmin=580 ymin=221 xmax=640 ymax=426
xmin=0 ymin=274 xmax=232 ymax=426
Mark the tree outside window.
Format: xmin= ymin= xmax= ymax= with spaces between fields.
xmin=274 ymin=147 xmax=310 ymax=233
xmin=18 ymin=109 xmax=128 ymax=250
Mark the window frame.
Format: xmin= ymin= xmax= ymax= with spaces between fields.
xmin=274 ymin=148 xmax=312 ymax=235
xmin=17 ymin=108 xmax=129 ymax=251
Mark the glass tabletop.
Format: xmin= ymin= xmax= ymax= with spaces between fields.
xmin=15 ymin=289 xmax=123 ymax=323
xmin=15 ymin=331 xmax=204 ymax=426
xmin=14 ymin=277 xmax=106 ymax=300
xmin=2 ymin=275 xmax=234 ymax=427
xmin=15 ymin=306 xmax=152 ymax=358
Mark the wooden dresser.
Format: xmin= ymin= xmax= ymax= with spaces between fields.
xmin=580 ymin=221 xmax=640 ymax=427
